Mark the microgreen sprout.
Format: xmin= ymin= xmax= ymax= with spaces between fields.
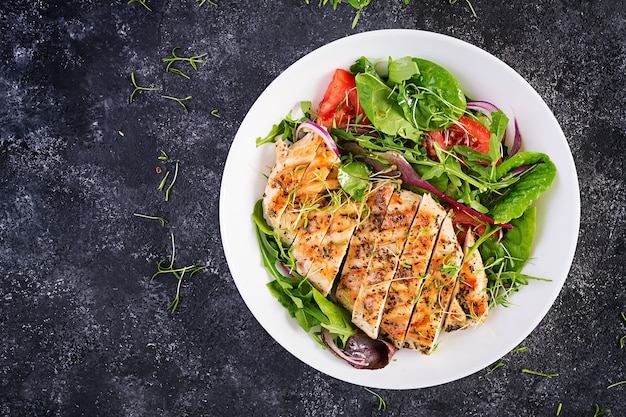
xmin=363 ymin=387 xmax=386 ymax=411
xmin=486 ymin=359 xmax=504 ymax=374
xmin=163 ymin=47 xmax=207 ymax=79
xmin=158 ymin=150 xmax=169 ymax=161
xmin=164 ymin=162 xmax=179 ymax=202
xmin=521 ymin=368 xmax=559 ymax=378
xmin=593 ymin=404 xmax=610 ymax=417
xmin=511 ymin=346 xmax=528 ymax=353
xmin=129 ymin=72 xmax=160 ymax=103
xmin=196 ymin=0 xmax=218 ymax=6
xmin=128 ymin=0 xmax=152 ymax=11
xmin=449 ymin=0 xmax=476 ymax=17
xmin=157 ymin=171 xmax=170 ymax=191
xmin=607 ymin=380 xmax=626 ymax=389
xmin=556 ymin=402 xmax=562 ymax=416
xmin=151 ymin=232 xmax=207 ymax=312
xmin=161 ymin=95 xmax=192 ymax=112
xmin=211 ymin=109 xmax=221 ymax=118
xmin=133 ymin=213 xmax=168 ymax=227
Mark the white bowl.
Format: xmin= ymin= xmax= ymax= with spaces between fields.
xmin=219 ymin=29 xmax=580 ymax=389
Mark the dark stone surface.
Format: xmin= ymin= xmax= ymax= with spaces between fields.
xmin=1 ymin=1 xmax=625 ymax=416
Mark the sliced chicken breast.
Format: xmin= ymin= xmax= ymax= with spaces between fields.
xmin=334 ymin=181 xmax=396 ymax=311
xmin=379 ymin=193 xmax=447 ymax=348
xmin=444 ymin=227 xmax=490 ymax=331
xmin=403 ymin=213 xmax=463 ymax=354
xmin=351 ymin=189 xmax=421 ymax=339
xmin=305 ymin=199 xmax=362 ymax=296
xmin=262 ymin=134 xmax=322 ymax=236
xmin=274 ymin=135 xmax=340 ymax=245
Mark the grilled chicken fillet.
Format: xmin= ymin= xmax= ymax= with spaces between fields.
xmin=403 ymin=213 xmax=464 ymax=354
xmin=444 ymin=227 xmax=490 ymax=331
xmin=351 ymin=189 xmax=421 ymax=339
xmin=379 ymin=193 xmax=447 ymax=348
xmin=335 ymin=181 xmax=396 ymax=311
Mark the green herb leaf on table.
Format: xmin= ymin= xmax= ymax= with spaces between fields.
xmin=151 ymin=233 xmax=207 ymax=313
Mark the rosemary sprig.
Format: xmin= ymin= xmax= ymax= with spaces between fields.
xmin=163 ymin=46 xmax=207 ymax=79
xmin=133 ymin=213 xmax=168 ymax=227
xmin=151 ymin=232 xmax=207 ymax=312
xmin=161 ymin=95 xmax=192 ymax=112
xmin=128 ymin=0 xmax=152 ymax=11
xmin=129 ymin=72 xmax=159 ymax=104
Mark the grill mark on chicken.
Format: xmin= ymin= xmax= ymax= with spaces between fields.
xmin=262 ymin=136 xmax=321 ymax=235
xmin=403 ymin=213 xmax=463 ymax=354
xmin=443 ymin=227 xmax=490 ymax=331
xmin=379 ymin=193 xmax=447 ymax=348
xmin=351 ymin=189 xmax=421 ymax=339
xmin=269 ymin=133 xmax=340 ymax=245
xmin=334 ymin=181 xmax=396 ymax=311
xmin=304 ymin=199 xmax=362 ymax=296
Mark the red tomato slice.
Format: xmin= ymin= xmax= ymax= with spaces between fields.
xmin=451 ymin=208 xmax=487 ymax=241
xmin=425 ymin=116 xmax=493 ymax=162
xmin=317 ymin=69 xmax=369 ymax=129
xmin=451 ymin=116 xmax=491 ymax=154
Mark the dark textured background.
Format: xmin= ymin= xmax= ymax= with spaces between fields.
xmin=1 ymin=1 xmax=625 ymax=416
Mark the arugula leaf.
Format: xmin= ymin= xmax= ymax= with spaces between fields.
xmin=490 ymin=152 xmax=556 ymax=223
xmin=256 ymin=101 xmax=313 ymax=146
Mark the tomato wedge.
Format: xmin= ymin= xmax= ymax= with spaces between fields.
xmin=451 ymin=116 xmax=491 ymax=154
xmin=317 ymin=69 xmax=369 ymax=129
xmin=425 ymin=115 xmax=492 ymax=160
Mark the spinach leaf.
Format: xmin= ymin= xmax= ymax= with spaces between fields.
xmin=490 ymin=152 xmax=556 ymax=223
xmin=350 ymin=56 xmax=381 ymax=79
xmin=396 ymin=58 xmax=466 ymax=131
xmin=355 ymin=72 xmax=422 ymax=138
xmin=312 ymin=290 xmax=357 ymax=345
xmin=338 ymin=160 xmax=371 ymax=202
xmin=387 ymin=56 xmax=419 ymax=85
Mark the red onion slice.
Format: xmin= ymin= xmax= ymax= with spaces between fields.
xmin=320 ymin=328 xmax=396 ymax=370
xmin=296 ymin=121 xmax=340 ymax=157
xmin=466 ymin=100 xmax=500 ymax=117
xmin=320 ymin=328 xmax=370 ymax=368
xmin=509 ymin=118 xmax=522 ymax=156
